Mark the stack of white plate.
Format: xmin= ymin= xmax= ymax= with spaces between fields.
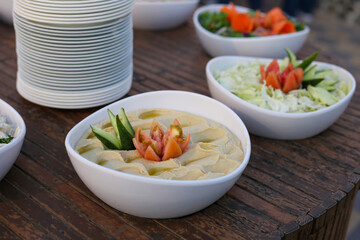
xmin=13 ymin=0 xmax=135 ymax=109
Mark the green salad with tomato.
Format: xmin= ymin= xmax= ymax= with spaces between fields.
xmin=214 ymin=50 xmax=351 ymax=113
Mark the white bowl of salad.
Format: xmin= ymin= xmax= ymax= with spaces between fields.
xmin=206 ymin=50 xmax=356 ymax=140
xmin=193 ymin=4 xmax=310 ymax=58
xmin=0 ymin=99 xmax=26 ymax=181
xmin=133 ymin=0 xmax=199 ymax=30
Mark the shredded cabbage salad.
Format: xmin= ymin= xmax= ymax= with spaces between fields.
xmin=214 ymin=59 xmax=350 ymax=113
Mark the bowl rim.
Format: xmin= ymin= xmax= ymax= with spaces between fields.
xmin=65 ymin=90 xmax=251 ymax=186
xmin=206 ymin=55 xmax=357 ymax=118
xmin=135 ymin=0 xmax=199 ymax=6
xmin=0 ymin=99 xmax=26 ymax=154
xmin=193 ymin=3 xmax=310 ymax=42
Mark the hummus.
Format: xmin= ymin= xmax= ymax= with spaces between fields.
xmin=75 ymin=109 xmax=244 ymax=180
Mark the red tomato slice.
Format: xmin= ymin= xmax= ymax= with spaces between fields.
xmin=282 ymin=69 xmax=303 ymax=93
xmin=162 ymin=137 xmax=183 ymax=161
xmin=173 ymin=118 xmax=181 ymax=128
xmin=150 ymin=119 xmax=164 ymax=142
xmin=272 ymin=21 xmax=296 ymax=34
xmin=260 ymin=65 xmax=266 ymax=82
xmin=144 ymin=146 xmax=161 ymax=161
xmin=293 ymin=68 xmax=303 ymax=85
xmin=280 ymin=62 xmax=294 ymax=86
xmin=265 ymin=59 xmax=280 ymax=76
xmin=178 ymin=133 xmax=190 ymax=153
xmin=151 ymin=140 xmax=163 ymax=156
xmin=133 ymin=138 xmax=147 ymax=157
xmin=265 ymin=71 xmax=281 ymax=90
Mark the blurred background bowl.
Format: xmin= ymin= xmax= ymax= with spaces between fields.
xmin=0 ymin=99 xmax=26 ymax=181
xmin=193 ymin=4 xmax=310 ymax=58
xmin=0 ymin=0 xmax=13 ymax=24
xmin=65 ymin=90 xmax=251 ymax=218
xmin=133 ymin=0 xmax=199 ymax=30
xmin=206 ymin=56 xmax=356 ymax=140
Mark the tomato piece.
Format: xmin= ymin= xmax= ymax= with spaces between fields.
xmin=151 ymin=140 xmax=163 ymax=156
xmin=280 ymin=62 xmax=294 ymax=86
xmin=133 ymin=138 xmax=147 ymax=157
xmin=282 ymin=69 xmax=303 ymax=93
xmin=231 ymin=13 xmax=254 ymax=32
xmin=272 ymin=21 xmax=296 ymax=34
xmin=173 ymin=118 xmax=181 ymax=128
xmin=162 ymin=137 xmax=183 ymax=161
xmin=264 ymin=7 xmax=287 ymax=28
xmin=220 ymin=2 xmax=237 ymax=22
xmin=178 ymin=133 xmax=190 ymax=153
xmin=150 ymin=119 xmax=164 ymax=142
xmin=265 ymin=59 xmax=280 ymax=76
xmin=265 ymin=71 xmax=281 ymax=90
xmin=144 ymin=146 xmax=161 ymax=162
xmin=260 ymin=65 xmax=266 ymax=82
xmin=293 ymin=68 xmax=303 ymax=85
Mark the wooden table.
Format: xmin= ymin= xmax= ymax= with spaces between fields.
xmin=0 ymin=18 xmax=359 ymax=240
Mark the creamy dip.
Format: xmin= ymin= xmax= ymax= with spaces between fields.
xmin=0 ymin=115 xmax=20 ymax=148
xmin=76 ymin=109 xmax=244 ymax=180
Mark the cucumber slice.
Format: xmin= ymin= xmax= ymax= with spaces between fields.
xmin=308 ymin=85 xmax=338 ymax=105
xmin=297 ymin=51 xmax=319 ymax=70
xmin=107 ymin=109 xmax=119 ymax=138
xmin=302 ymin=78 xmax=324 ymax=88
xmin=116 ymin=115 xmax=135 ymax=150
xmin=120 ymin=107 xmax=135 ymax=137
xmin=285 ymin=48 xmax=297 ymax=64
xmin=91 ymin=125 xmax=121 ymax=150
xmin=303 ymin=65 xmax=317 ymax=80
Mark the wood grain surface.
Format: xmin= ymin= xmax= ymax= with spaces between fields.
xmin=0 ymin=17 xmax=359 ymax=240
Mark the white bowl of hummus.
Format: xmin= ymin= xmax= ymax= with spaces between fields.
xmin=0 ymin=99 xmax=26 ymax=181
xmin=65 ymin=90 xmax=251 ymax=218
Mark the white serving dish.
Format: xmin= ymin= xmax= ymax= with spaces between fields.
xmin=65 ymin=90 xmax=251 ymax=218
xmin=193 ymin=4 xmax=310 ymax=58
xmin=133 ymin=0 xmax=199 ymax=30
xmin=0 ymin=0 xmax=13 ymax=24
xmin=206 ymin=56 xmax=357 ymax=140
xmin=0 ymin=99 xmax=26 ymax=181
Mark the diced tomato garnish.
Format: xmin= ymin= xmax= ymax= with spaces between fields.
xmin=282 ymin=68 xmax=303 ymax=93
xmin=150 ymin=119 xmax=164 ymax=142
xmin=133 ymin=138 xmax=147 ymax=157
xmin=280 ymin=62 xmax=294 ymax=85
xmin=220 ymin=2 xmax=237 ymax=22
xmin=260 ymin=65 xmax=266 ymax=82
xmin=265 ymin=71 xmax=281 ymax=90
xmin=133 ymin=119 xmax=190 ymax=161
xmin=272 ymin=21 xmax=296 ymax=34
xmin=178 ymin=133 xmax=191 ymax=153
xmin=162 ymin=137 xmax=183 ymax=161
xmin=265 ymin=59 xmax=280 ymax=76
xmin=144 ymin=146 xmax=161 ymax=161
xmin=264 ymin=7 xmax=287 ymax=28
xmin=231 ymin=13 xmax=254 ymax=32
xmin=173 ymin=118 xmax=181 ymax=128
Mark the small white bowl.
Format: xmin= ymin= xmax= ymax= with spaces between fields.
xmin=0 ymin=99 xmax=26 ymax=180
xmin=65 ymin=90 xmax=251 ymax=218
xmin=0 ymin=0 xmax=13 ymax=24
xmin=133 ymin=0 xmax=199 ymax=30
xmin=193 ymin=4 xmax=310 ymax=58
xmin=206 ymin=56 xmax=356 ymax=140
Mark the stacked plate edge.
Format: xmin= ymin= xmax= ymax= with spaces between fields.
xmin=13 ymin=0 xmax=135 ymax=109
